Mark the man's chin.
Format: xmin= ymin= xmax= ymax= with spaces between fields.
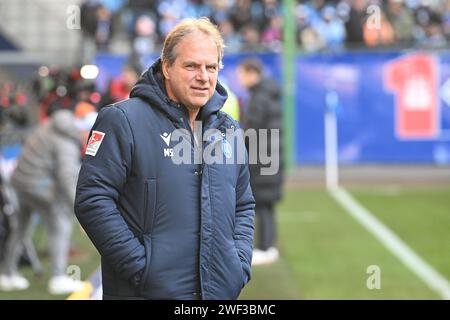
xmin=188 ymin=99 xmax=209 ymax=109
xmin=184 ymin=103 xmax=204 ymax=113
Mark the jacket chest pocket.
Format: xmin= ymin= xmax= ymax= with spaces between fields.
xmin=143 ymin=179 xmax=157 ymax=233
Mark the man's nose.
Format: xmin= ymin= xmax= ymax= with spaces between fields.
xmin=195 ymin=66 xmax=208 ymax=82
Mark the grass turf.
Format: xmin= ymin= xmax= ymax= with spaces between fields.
xmin=241 ymin=186 xmax=447 ymax=299
xmin=1 ymin=185 xmax=448 ymax=299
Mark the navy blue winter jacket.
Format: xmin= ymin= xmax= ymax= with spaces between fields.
xmin=74 ymin=59 xmax=255 ymax=300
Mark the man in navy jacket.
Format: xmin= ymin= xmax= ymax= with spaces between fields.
xmin=75 ymin=17 xmax=255 ymax=300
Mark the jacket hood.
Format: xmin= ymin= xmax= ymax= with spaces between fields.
xmin=50 ymin=109 xmax=82 ymax=144
xmin=130 ymin=59 xmax=228 ymax=125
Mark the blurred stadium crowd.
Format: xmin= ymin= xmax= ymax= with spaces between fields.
xmin=77 ymin=0 xmax=450 ymax=59
xmin=0 ymin=64 xmax=125 ymax=139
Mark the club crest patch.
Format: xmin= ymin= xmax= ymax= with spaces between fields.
xmin=85 ymin=130 xmax=105 ymax=156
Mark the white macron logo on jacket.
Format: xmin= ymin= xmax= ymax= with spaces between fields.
xmin=160 ymin=132 xmax=173 ymax=157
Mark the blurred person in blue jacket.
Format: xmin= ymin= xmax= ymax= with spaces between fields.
xmin=0 ymin=106 xmax=97 ymax=295
xmin=314 ymin=5 xmax=346 ymax=51
xmin=74 ymin=18 xmax=255 ymax=300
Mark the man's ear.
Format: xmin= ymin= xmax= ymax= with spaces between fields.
xmin=162 ymin=60 xmax=170 ymax=79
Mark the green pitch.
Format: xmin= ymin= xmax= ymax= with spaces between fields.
xmin=240 ymin=185 xmax=449 ymax=300
xmin=1 ymin=185 xmax=448 ymax=299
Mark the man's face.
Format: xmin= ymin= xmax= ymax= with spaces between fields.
xmin=236 ymin=66 xmax=256 ymax=89
xmin=162 ymin=32 xmax=219 ymax=112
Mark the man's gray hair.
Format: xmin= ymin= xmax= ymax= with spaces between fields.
xmin=161 ymin=17 xmax=225 ymax=69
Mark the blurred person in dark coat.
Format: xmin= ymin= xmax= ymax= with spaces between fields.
xmin=0 ymin=106 xmax=97 ymax=294
xmin=237 ymin=58 xmax=283 ymax=265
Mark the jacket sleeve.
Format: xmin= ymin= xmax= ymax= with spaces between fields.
xmin=55 ymin=139 xmax=81 ymax=208
xmin=234 ymin=132 xmax=256 ymax=285
xmin=74 ymin=106 xmax=145 ymax=285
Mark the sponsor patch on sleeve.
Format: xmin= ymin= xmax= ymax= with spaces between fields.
xmin=85 ymin=130 xmax=105 ymax=156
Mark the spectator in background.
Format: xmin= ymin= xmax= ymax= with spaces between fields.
xmin=0 ymin=175 xmax=10 ymax=264
xmin=229 ymin=0 xmax=265 ymax=33
xmin=33 ymin=65 xmax=99 ymax=121
xmin=295 ymin=3 xmax=324 ymax=52
xmin=209 ymin=0 xmax=233 ymax=25
xmin=157 ymin=0 xmax=188 ymax=37
xmin=219 ymin=19 xmax=243 ymax=53
xmin=132 ymin=14 xmax=158 ymax=58
xmin=99 ymin=0 xmax=126 ymax=34
xmin=295 ymin=1 xmax=311 ymax=36
xmin=296 ymin=1 xmax=345 ymax=53
xmin=262 ymin=0 xmax=281 ymax=25
xmin=442 ymin=0 xmax=450 ymax=41
xmin=184 ymin=0 xmax=213 ymax=19
xmin=80 ymin=0 xmax=102 ymax=64
xmin=99 ymin=62 xmax=141 ymax=108
xmin=33 ymin=65 xmax=70 ymax=121
xmin=414 ymin=5 xmax=448 ymax=49
xmin=344 ymin=0 xmax=367 ymax=48
xmin=121 ymin=0 xmax=158 ymax=39
xmin=0 ymin=106 xmax=97 ymax=294
xmin=122 ymin=0 xmax=159 ymax=58
xmin=300 ymin=27 xmax=326 ymax=52
xmin=424 ymin=17 xmax=447 ymax=48
xmin=237 ymin=58 xmax=283 ymax=266
xmin=385 ymin=0 xmax=415 ymax=46
xmin=95 ymin=4 xmax=114 ymax=52
xmin=0 ymin=83 xmax=31 ymax=128
xmin=314 ymin=5 xmax=346 ymax=51
xmin=240 ymin=24 xmax=262 ymax=51
xmin=363 ymin=10 xmax=395 ymax=47
xmin=261 ymin=15 xmax=283 ymax=52
xmin=80 ymin=1 xmax=114 ymax=61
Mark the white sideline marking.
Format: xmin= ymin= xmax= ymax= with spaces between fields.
xmin=329 ymin=186 xmax=450 ymax=300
